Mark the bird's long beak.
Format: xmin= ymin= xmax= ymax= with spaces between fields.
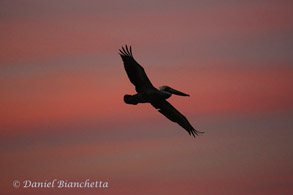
xmin=168 ymin=87 xmax=190 ymax=96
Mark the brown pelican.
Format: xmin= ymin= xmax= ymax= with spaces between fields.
xmin=119 ymin=45 xmax=203 ymax=137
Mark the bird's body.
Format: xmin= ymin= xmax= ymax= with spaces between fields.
xmin=119 ymin=45 xmax=203 ymax=137
xmin=124 ymin=88 xmax=171 ymax=104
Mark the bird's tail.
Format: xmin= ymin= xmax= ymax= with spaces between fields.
xmin=124 ymin=95 xmax=138 ymax=105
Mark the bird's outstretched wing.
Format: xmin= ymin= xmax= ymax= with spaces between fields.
xmin=151 ymin=100 xmax=203 ymax=137
xmin=119 ymin=45 xmax=155 ymax=93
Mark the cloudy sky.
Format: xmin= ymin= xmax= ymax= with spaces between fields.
xmin=0 ymin=1 xmax=292 ymax=194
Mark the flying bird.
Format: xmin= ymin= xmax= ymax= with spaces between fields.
xmin=119 ymin=45 xmax=203 ymax=137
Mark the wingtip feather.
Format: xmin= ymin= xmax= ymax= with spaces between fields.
xmin=122 ymin=46 xmax=128 ymax=56
xmin=190 ymin=128 xmax=204 ymax=137
xmin=119 ymin=45 xmax=134 ymax=57
xmin=130 ymin=45 xmax=133 ymax=56
xmin=125 ymin=45 xmax=130 ymax=55
xmin=119 ymin=49 xmax=127 ymax=56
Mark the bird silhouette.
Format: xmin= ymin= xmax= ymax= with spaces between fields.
xmin=119 ymin=45 xmax=203 ymax=137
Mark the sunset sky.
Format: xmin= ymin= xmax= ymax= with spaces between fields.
xmin=0 ymin=1 xmax=292 ymax=194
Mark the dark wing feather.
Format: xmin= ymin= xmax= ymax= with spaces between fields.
xmin=152 ymin=100 xmax=203 ymax=137
xmin=119 ymin=45 xmax=155 ymax=93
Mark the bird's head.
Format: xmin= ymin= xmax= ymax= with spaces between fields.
xmin=159 ymin=85 xmax=190 ymax=96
